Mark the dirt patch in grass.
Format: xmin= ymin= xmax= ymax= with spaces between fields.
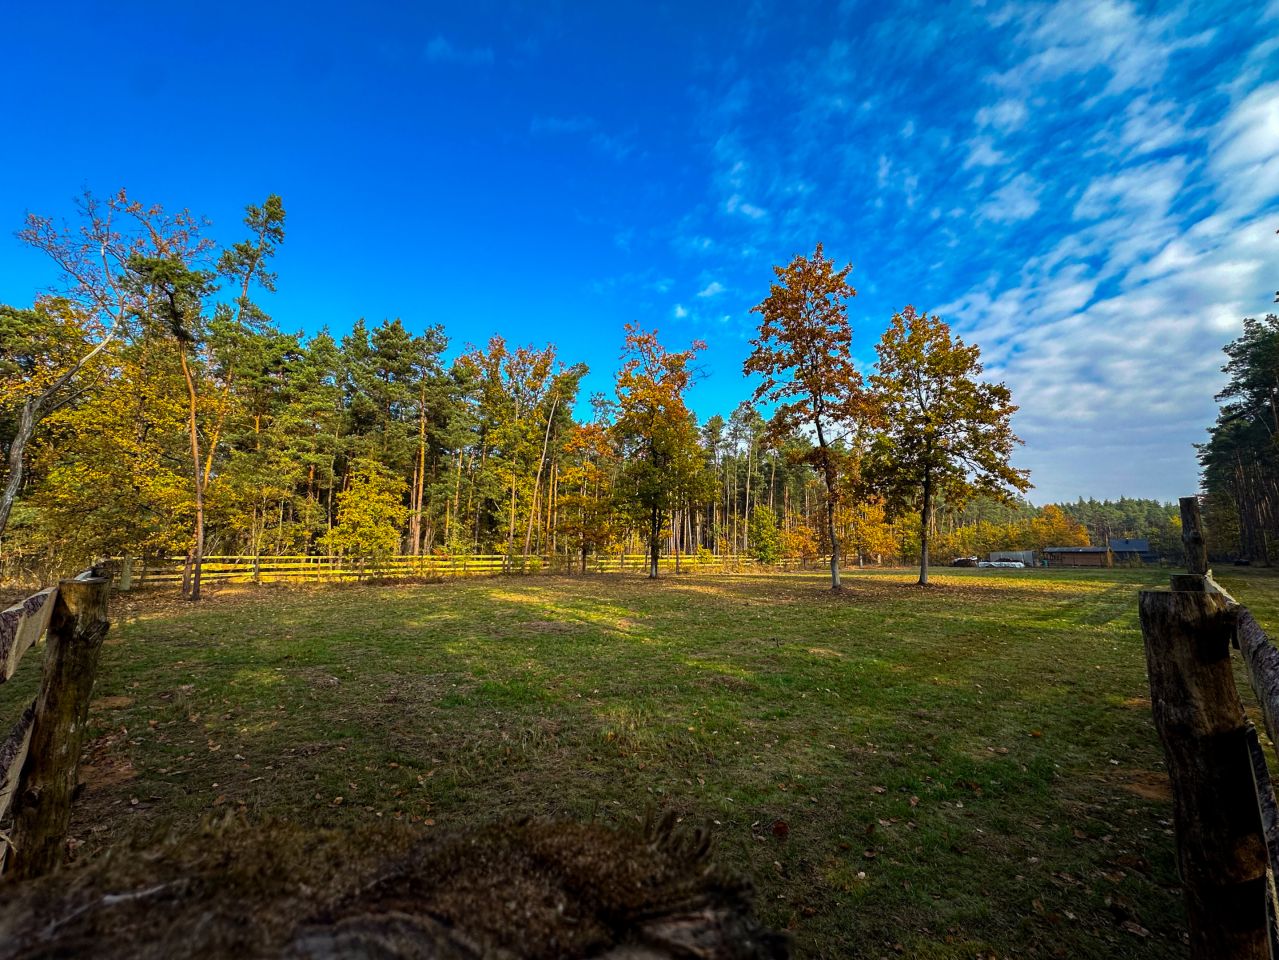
xmin=519 ymin=620 xmax=579 ymax=634
xmin=78 ymin=728 xmax=137 ymax=794
xmin=1117 ymin=769 xmax=1174 ymax=802
xmin=694 ymin=674 xmax=757 ymax=693
xmin=91 ymin=695 xmax=136 ymax=711
xmin=78 ymin=757 xmax=137 ymax=793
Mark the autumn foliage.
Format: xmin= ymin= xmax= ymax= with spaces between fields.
xmin=5 ymin=197 xmax=1173 ymax=589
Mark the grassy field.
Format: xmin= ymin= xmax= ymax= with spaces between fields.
xmin=24 ymin=565 xmax=1279 ymax=957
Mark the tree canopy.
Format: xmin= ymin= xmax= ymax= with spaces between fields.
xmin=868 ymin=306 xmax=1030 ymax=585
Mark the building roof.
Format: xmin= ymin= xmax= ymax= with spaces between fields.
xmin=1109 ymin=538 xmax=1152 ymax=552
xmin=1043 ymin=546 xmax=1110 ymax=553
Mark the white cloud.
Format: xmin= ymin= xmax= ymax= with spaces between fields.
xmin=942 ymin=207 xmax=1279 ymax=501
xmin=1072 ymin=157 xmax=1187 ymax=221
xmin=1210 ymin=82 xmax=1279 ymax=213
xmin=697 ymin=281 xmax=725 ymax=298
xmin=673 ymin=233 xmax=714 ymax=256
xmin=975 ymin=99 xmax=1029 ymax=133
xmin=725 ymin=194 xmax=768 ymax=220
xmin=963 ymin=137 xmax=1006 ymax=168
xmin=978 ymin=173 xmax=1042 ymax=223
xmin=1213 ymin=82 xmax=1279 ymax=169
xmin=674 ymin=304 xmax=689 ymax=318
xmin=988 ymin=0 xmax=1194 ymax=100
xmin=668 ymin=0 xmax=1273 ymax=501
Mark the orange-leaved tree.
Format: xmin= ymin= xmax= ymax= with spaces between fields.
xmin=558 ymin=421 xmax=620 ymax=572
xmin=745 ymin=243 xmax=869 ymax=590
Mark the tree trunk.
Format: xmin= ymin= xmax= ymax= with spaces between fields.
xmin=524 ymin=398 xmax=558 ymax=562
xmin=919 ymin=469 xmax=933 ymax=586
xmin=178 ymin=351 xmax=204 ymax=602
xmin=649 ymin=506 xmax=660 ymax=579
xmin=506 ymin=472 xmax=517 ymax=572
xmin=813 ymin=419 xmax=841 ymax=590
xmin=675 ymin=509 xmax=682 ymax=575
xmin=412 ymin=386 xmax=427 ymax=556
xmin=0 ymin=397 xmax=38 ymax=541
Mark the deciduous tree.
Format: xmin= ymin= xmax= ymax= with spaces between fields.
xmin=320 ymin=458 xmax=409 ymax=572
xmin=868 ymin=306 xmax=1030 ymax=585
xmin=748 ymin=505 xmax=781 ymax=564
xmin=745 ymin=243 xmax=868 ymax=590
xmin=612 ymin=325 xmax=706 ymax=579
xmin=0 ymin=298 xmax=109 ymax=539
xmin=125 ymin=194 xmax=285 ymax=599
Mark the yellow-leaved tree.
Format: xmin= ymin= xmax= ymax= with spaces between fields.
xmin=868 ymin=306 xmax=1031 ymax=585
xmin=320 ymin=459 xmax=409 ymax=575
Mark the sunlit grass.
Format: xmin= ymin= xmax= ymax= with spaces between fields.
xmin=68 ymin=565 xmax=1279 ymax=957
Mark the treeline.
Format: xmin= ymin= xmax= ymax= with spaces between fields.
xmin=1199 ymin=309 xmax=1279 ymax=561
xmin=0 ymin=190 xmax=1170 ymax=593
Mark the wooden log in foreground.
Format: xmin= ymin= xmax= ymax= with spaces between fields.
xmin=0 ymin=815 xmax=788 ymax=959
xmin=7 ymin=573 xmax=110 ymax=880
xmin=1140 ymin=586 xmax=1269 ymax=959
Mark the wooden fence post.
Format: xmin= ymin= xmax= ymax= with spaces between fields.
xmin=1141 ymin=583 xmax=1269 ymax=958
xmin=1181 ymin=495 xmax=1210 ymax=575
xmin=7 ymin=571 xmax=110 ymax=880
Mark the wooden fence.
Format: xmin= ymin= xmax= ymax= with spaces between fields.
xmin=109 ymin=552 xmax=811 ymax=589
xmin=1140 ymin=497 xmax=1279 ymax=958
xmin=0 ymin=567 xmax=110 ymax=879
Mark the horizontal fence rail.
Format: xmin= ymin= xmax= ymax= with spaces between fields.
xmin=108 ymin=553 xmax=814 ymax=588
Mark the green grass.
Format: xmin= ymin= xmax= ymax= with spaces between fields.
xmin=55 ymin=565 xmax=1279 ymax=958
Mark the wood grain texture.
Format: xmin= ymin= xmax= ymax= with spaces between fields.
xmin=1141 ymin=586 xmax=1268 ymax=959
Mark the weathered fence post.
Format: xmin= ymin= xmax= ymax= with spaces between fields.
xmin=1141 ymin=495 xmax=1270 ymax=957
xmin=8 ymin=570 xmax=110 ymax=880
xmin=1141 ymin=586 xmax=1269 ymax=957
xmin=1181 ymin=495 xmax=1210 ymax=576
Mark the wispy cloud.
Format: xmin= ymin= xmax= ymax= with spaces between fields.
xmin=697 ymin=280 xmax=725 ymax=298
xmin=664 ymin=0 xmax=1278 ymax=500
xmin=975 ymin=99 xmax=1029 ymax=133
xmin=423 ymin=35 xmax=494 ymax=67
xmin=978 ymin=173 xmax=1041 ymax=223
xmin=529 ymin=114 xmax=637 ymax=161
xmin=963 ymin=137 xmax=1006 ymax=169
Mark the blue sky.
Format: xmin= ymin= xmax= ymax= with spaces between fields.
xmin=2 ymin=1 xmax=1277 ymax=503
